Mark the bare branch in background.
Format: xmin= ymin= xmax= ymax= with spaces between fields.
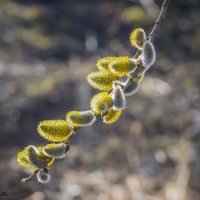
xmin=148 ymin=0 xmax=170 ymax=42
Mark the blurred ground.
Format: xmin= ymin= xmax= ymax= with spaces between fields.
xmin=0 ymin=0 xmax=200 ymax=199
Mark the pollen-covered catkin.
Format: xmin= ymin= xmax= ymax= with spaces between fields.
xmin=90 ymin=92 xmax=113 ymax=114
xmin=37 ymin=120 xmax=74 ymax=142
xmin=87 ymin=71 xmax=118 ymax=91
xmin=103 ymin=109 xmax=122 ymax=124
xmin=17 ymin=146 xmax=55 ymax=169
xmin=96 ymin=57 xmax=117 ymax=72
xmin=109 ymin=57 xmax=136 ymax=77
xmin=130 ymin=28 xmax=146 ymax=49
xmin=17 ymin=147 xmax=36 ymax=169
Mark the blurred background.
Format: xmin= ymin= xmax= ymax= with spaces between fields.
xmin=0 ymin=0 xmax=200 ymax=199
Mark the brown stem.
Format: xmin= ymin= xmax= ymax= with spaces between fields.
xmin=148 ymin=0 xmax=170 ymax=42
xmin=21 ymin=169 xmax=40 ymax=182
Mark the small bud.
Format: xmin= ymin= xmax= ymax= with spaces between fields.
xmin=103 ymin=109 xmax=122 ymax=124
xmin=87 ymin=71 xmax=118 ymax=91
xmin=111 ymin=85 xmax=126 ymax=110
xmin=37 ymin=169 xmax=51 ymax=184
xmin=37 ymin=120 xmax=74 ymax=143
xmin=141 ymin=41 xmax=156 ymax=69
xmin=123 ymin=78 xmax=140 ymax=96
xmin=43 ymin=143 xmax=68 ymax=159
xmin=90 ymin=92 xmax=113 ymax=115
xmin=109 ymin=57 xmax=136 ymax=77
xmin=66 ymin=110 xmax=96 ymax=127
xmin=130 ymin=28 xmax=146 ymax=49
xmin=96 ymin=56 xmax=117 ymax=71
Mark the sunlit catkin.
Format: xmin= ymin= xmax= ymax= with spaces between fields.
xmin=109 ymin=57 xmax=136 ymax=77
xmin=103 ymin=109 xmax=122 ymax=124
xmin=66 ymin=110 xmax=96 ymax=127
xmin=111 ymin=85 xmax=126 ymax=110
xmin=130 ymin=28 xmax=146 ymax=49
xmin=90 ymin=92 xmax=113 ymax=114
xmin=142 ymin=41 xmax=156 ymax=69
xmin=37 ymin=120 xmax=74 ymax=143
xmin=43 ymin=143 xmax=67 ymax=159
xmin=87 ymin=71 xmax=118 ymax=91
xmin=123 ymin=78 xmax=140 ymax=96
xmin=17 ymin=146 xmax=55 ymax=169
xmin=17 ymin=147 xmax=36 ymax=169
xmin=96 ymin=56 xmax=117 ymax=71
xmin=27 ymin=145 xmax=46 ymax=169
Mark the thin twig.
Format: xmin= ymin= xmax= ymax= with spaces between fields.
xmin=21 ymin=169 xmax=40 ymax=182
xmin=148 ymin=0 xmax=170 ymax=42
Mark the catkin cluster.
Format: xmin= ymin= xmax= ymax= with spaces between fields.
xmin=17 ymin=28 xmax=156 ymax=183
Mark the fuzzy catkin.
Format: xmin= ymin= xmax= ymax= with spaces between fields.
xmin=37 ymin=120 xmax=74 ymax=142
xmin=109 ymin=57 xmax=136 ymax=77
xmin=111 ymin=85 xmax=126 ymax=110
xmin=43 ymin=143 xmax=67 ymax=159
xmin=141 ymin=41 xmax=156 ymax=69
xmin=130 ymin=28 xmax=146 ymax=49
xmin=90 ymin=92 xmax=113 ymax=115
xmin=27 ymin=146 xmax=45 ymax=169
xmin=87 ymin=71 xmax=118 ymax=91
xmin=66 ymin=110 xmax=96 ymax=127
xmin=37 ymin=170 xmax=51 ymax=184
xmin=103 ymin=109 xmax=122 ymax=124
xmin=123 ymin=78 xmax=140 ymax=96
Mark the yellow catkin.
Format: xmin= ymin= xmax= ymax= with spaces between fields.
xmin=87 ymin=71 xmax=118 ymax=91
xmin=103 ymin=109 xmax=122 ymax=124
xmin=90 ymin=92 xmax=113 ymax=115
xmin=109 ymin=57 xmax=136 ymax=77
xmin=130 ymin=28 xmax=146 ymax=49
xmin=17 ymin=146 xmax=55 ymax=169
xmin=96 ymin=57 xmax=117 ymax=72
xmin=37 ymin=120 xmax=74 ymax=143
xmin=66 ymin=110 xmax=96 ymax=127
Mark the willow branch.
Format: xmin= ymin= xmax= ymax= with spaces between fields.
xmin=148 ymin=0 xmax=170 ymax=42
